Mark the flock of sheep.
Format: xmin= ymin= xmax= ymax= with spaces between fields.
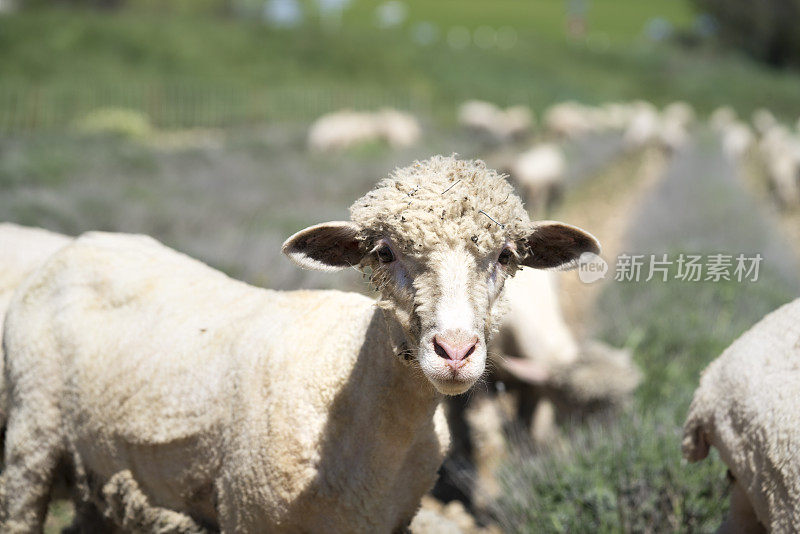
xmin=0 ymin=97 xmax=798 ymax=533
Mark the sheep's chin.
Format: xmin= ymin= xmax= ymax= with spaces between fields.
xmin=428 ymin=377 xmax=475 ymax=396
xmin=417 ymin=348 xmax=486 ymax=396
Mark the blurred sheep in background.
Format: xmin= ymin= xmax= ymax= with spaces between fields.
xmin=508 ymin=143 xmax=566 ymax=214
xmin=307 ymin=108 xmax=421 ymax=151
xmin=457 ymin=100 xmax=533 ymax=143
xmin=720 ymin=121 xmax=754 ymax=160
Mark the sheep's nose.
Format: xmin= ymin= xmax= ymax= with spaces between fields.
xmin=433 ymin=333 xmax=479 ymax=362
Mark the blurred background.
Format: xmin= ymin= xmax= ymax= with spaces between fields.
xmin=1 ymin=0 xmax=799 ymax=532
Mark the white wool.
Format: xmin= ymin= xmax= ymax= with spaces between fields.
xmin=457 ymin=100 xmax=533 ymax=142
xmin=496 ymin=269 xmax=579 ymax=372
xmin=511 ymin=143 xmax=566 ymax=188
xmin=623 ymin=105 xmax=661 ymax=148
xmin=1 ymin=156 xmax=600 ymax=532
xmin=662 ymin=101 xmax=695 ymax=128
xmin=543 ymin=101 xmax=594 ymax=138
xmin=721 ymin=122 xmax=754 ymax=160
xmin=376 ymin=108 xmax=422 ymax=148
xmin=752 ymin=108 xmax=777 ymax=136
xmin=307 ymin=108 xmax=421 ymax=151
xmin=709 ymin=106 xmax=737 ymax=133
xmin=683 ymin=298 xmax=800 ymax=532
xmin=1 ymin=232 xmax=451 ymax=533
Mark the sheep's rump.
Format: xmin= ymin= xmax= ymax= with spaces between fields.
xmin=682 ymin=297 xmax=800 ymax=532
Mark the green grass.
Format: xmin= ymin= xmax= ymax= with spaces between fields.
xmin=1 ymin=2 xmax=800 ymax=132
xmin=494 ymin=270 xmax=794 ymax=533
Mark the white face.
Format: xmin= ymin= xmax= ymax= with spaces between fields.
xmin=370 ymin=237 xmax=516 ymax=395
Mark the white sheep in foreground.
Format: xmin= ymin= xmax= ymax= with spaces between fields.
xmin=457 ymin=100 xmax=533 ymax=142
xmin=509 ymin=143 xmax=566 ymax=214
xmin=0 ymin=156 xmax=599 ymax=533
xmin=683 ymin=298 xmax=800 ymax=533
xmin=307 ymin=108 xmax=421 ymax=151
xmin=0 ymin=224 xmax=70 ymax=405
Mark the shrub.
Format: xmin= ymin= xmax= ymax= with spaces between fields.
xmin=693 ymin=0 xmax=800 ymax=67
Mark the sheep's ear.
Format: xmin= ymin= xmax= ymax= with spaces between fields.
xmin=520 ymin=221 xmax=600 ymax=270
xmin=282 ymin=221 xmax=363 ymax=271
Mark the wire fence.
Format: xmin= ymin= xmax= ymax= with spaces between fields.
xmin=0 ymin=82 xmax=434 ymax=134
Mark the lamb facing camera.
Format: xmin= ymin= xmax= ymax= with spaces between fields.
xmin=1 ymin=156 xmax=598 ymax=533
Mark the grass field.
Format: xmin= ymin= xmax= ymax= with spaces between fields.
xmin=2 ymin=2 xmax=800 ymax=533
xmin=2 ymin=1 xmax=800 ymax=133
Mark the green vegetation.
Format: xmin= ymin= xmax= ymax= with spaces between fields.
xmin=1 ymin=1 xmax=800 ymax=132
xmin=494 ymin=270 xmax=793 ymax=532
xmin=491 ymin=138 xmax=799 ymax=531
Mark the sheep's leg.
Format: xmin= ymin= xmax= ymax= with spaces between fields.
xmin=1 ymin=411 xmax=62 ymax=533
xmin=101 ymin=470 xmax=212 ymax=534
xmin=716 ymin=478 xmax=766 ymax=534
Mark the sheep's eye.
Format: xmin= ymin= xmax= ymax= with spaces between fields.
xmin=376 ymin=245 xmax=395 ymax=263
xmin=498 ymin=248 xmax=513 ymax=266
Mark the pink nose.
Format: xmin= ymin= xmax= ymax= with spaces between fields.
xmin=433 ymin=333 xmax=479 ymax=362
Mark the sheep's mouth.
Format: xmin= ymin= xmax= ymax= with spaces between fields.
xmin=428 ymin=374 xmax=477 ymax=396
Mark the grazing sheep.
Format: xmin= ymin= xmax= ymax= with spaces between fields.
xmin=493 ymin=269 xmax=640 ymax=442
xmin=709 ymin=106 xmax=737 ymax=133
xmin=758 ymin=125 xmax=800 ymax=207
xmin=752 ymin=108 xmax=778 ymax=137
xmin=0 ymin=156 xmax=599 ymax=533
xmin=721 ymin=121 xmax=754 ymax=160
xmin=662 ymin=101 xmax=695 ymax=128
xmin=509 ymin=143 xmax=566 ymax=214
xmin=457 ymin=101 xmax=533 ymax=143
xmin=682 ymin=298 xmax=800 ymax=533
xmin=623 ymin=102 xmax=661 ymax=149
xmin=307 ymin=108 xmax=421 ymax=151
xmin=543 ymin=101 xmax=594 ymax=139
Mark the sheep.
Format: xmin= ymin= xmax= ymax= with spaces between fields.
xmin=508 ymin=143 xmax=566 ymax=214
xmin=662 ymin=101 xmax=695 ymax=128
xmin=623 ymin=102 xmax=661 ymax=149
xmin=709 ymin=106 xmax=737 ymax=133
xmin=492 ymin=269 xmax=640 ymax=442
xmin=543 ymin=101 xmax=594 ymax=139
xmin=376 ymin=108 xmax=423 ymax=148
xmin=307 ymin=108 xmax=421 ymax=151
xmin=752 ymin=108 xmax=778 ymax=137
xmin=757 ymin=125 xmax=800 ymax=207
xmin=0 ymin=224 xmax=70 ymax=422
xmin=457 ymin=100 xmax=533 ymax=143
xmin=0 ymin=156 xmax=600 ymax=533
xmin=720 ymin=121 xmax=754 ymax=160
xmin=682 ymin=297 xmax=800 ymax=533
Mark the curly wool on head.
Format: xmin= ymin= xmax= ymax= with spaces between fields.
xmin=349 ymin=155 xmax=532 ymax=256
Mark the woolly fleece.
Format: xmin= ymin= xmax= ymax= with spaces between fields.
xmin=682 ymin=297 xmax=800 ymax=532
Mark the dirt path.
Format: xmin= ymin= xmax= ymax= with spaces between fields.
xmin=737 ymin=149 xmax=800 ymax=268
xmin=624 ymin=135 xmax=800 ymax=286
xmin=554 ymin=146 xmax=669 ymax=335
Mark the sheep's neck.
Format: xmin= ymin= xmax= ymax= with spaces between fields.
xmin=323 ymin=305 xmax=441 ymax=454
xmin=308 ymin=307 xmax=443 ymax=523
